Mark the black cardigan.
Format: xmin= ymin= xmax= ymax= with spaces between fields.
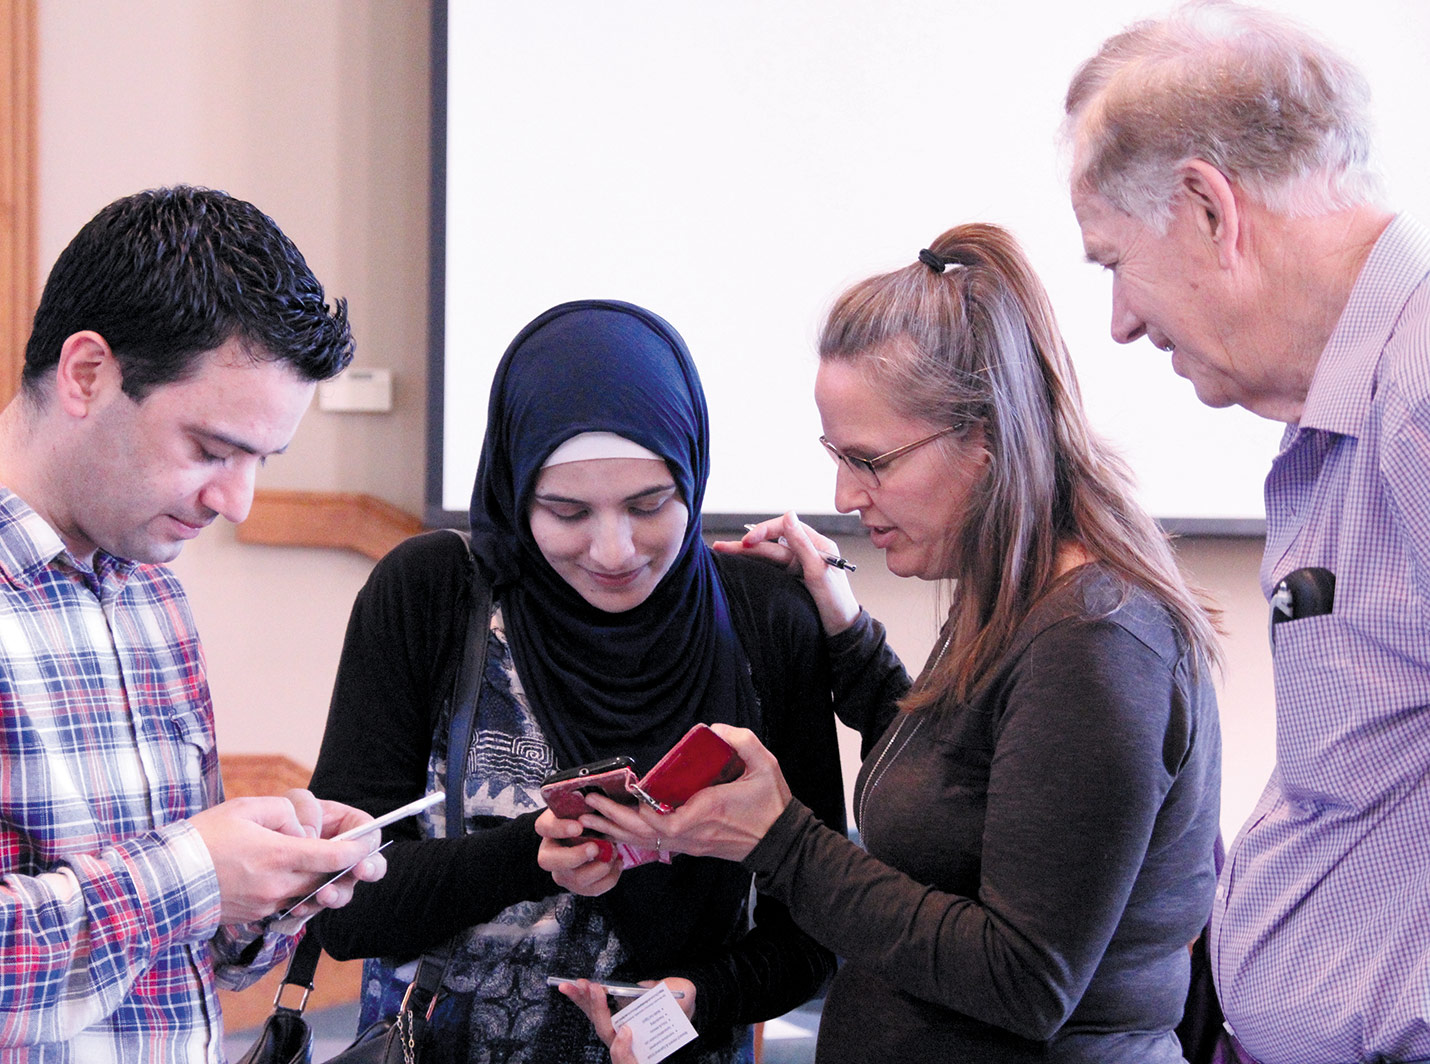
xmin=309 ymin=530 xmax=850 ymax=1033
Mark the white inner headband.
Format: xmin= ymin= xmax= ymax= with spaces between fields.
xmin=542 ymin=431 xmax=663 ymax=468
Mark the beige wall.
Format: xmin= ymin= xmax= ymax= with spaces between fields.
xmin=35 ymin=0 xmax=1276 ymax=842
xmin=36 ymin=0 xmax=432 ymax=763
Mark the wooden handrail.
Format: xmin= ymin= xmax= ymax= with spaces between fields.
xmin=1 ymin=0 xmax=37 ymax=405
xmin=237 ymin=489 xmax=425 ymax=561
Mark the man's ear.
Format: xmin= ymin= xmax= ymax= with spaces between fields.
xmin=54 ymin=331 xmax=122 ymax=417
xmin=1179 ymin=160 xmax=1241 ymax=269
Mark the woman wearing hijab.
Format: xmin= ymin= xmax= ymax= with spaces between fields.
xmin=307 ymin=300 xmax=847 ymax=1063
xmin=551 ymin=227 xmax=1222 ymax=1063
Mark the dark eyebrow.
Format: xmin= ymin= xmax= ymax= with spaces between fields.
xmin=535 ymin=483 xmax=677 ymax=506
xmin=194 ymin=427 xmax=288 ymax=458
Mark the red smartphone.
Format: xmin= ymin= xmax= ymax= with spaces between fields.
xmin=632 ymin=724 xmax=745 ymax=813
xmin=539 ymin=756 xmax=638 ymax=819
xmin=540 ymin=756 xmax=639 ymax=863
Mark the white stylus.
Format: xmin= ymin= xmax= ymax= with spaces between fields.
xmin=331 ymin=791 xmax=444 ymax=842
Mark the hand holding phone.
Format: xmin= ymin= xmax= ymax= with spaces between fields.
xmin=539 ymin=726 xmax=744 ymax=818
xmin=545 ymin=976 xmax=684 ymax=1000
xmin=632 ymin=724 xmax=745 ymax=814
xmin=271 ymin=839 xmax=394 ymax=925
xmin=539 ymin=756 xmax=639 ymax=821
xmin=538 ymin=725 xmax=745 ymax=869
xmin=539 ymin=756 xmax=638 ymax=863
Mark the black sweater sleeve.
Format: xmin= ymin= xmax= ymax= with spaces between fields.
xmin=309 ymin=532 xmax=554 ymax=960
xmin=826 ymin=608 xmax=912 ymax=758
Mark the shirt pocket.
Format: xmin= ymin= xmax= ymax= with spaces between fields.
xmin=1271 ymin=612 xmax=1425 ymax=809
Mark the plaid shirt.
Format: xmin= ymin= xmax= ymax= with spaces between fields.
xmin=0 ymin=489 xmax=283 ymax=1063
xmin=1212 ymin=215 xmax=1430 ymax=1064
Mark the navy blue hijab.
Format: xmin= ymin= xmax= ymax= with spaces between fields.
xmin=469 ymin=300 xmax=758 ymax=773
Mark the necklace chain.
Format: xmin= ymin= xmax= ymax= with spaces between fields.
xmin=855 ymin=712 xmax=925 ymax=845
xmin=855 ymin=625 xmax=949 ymax=844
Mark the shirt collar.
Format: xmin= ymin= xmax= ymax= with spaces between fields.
xmin=1299 ymin=214 xmax=1430 ymax=438
xmin=0 ymin=486 xmax=137 ymax=589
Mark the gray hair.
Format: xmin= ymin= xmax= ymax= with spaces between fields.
xmin=1063 ymin=0 xmax=1383 ymax=230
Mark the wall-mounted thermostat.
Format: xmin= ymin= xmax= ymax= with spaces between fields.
xmin=318 ymin=368 xmax=393 ymax=413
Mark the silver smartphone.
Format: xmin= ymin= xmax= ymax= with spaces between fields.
xmin=546 ymin=976 xmax=684 ymax=999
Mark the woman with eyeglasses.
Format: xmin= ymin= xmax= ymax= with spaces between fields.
xmin=543 ymin=223 xmax=1223 ymax=1063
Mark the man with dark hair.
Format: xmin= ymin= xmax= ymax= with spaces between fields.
xmin=1066 ymin=4 xmax=1430 ymax=1063
xmin=0 ymin=186 xmax=386 ymax=1060
xmin=21 ymin=186 xmax=355 ymax=401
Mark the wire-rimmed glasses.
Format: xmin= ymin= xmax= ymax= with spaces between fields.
xmin=818 ymin=424 xmax=963 ymax=488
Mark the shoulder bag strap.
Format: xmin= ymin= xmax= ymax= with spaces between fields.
xmin=443 ymin=529 xmax=492 ymax=838
xmin=272 ymin=930 xmax=322 ymax=1014
xmin=405 ymin=530 xmax=491 ymax=1038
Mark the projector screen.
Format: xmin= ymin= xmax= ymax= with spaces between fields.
xmin=427 ymin=0 xmax=1430 ymax=534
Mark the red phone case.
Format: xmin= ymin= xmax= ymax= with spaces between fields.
xmin=635 ymin=724 xmax=745 ymax=813
xmin=539 ymin=765 xmax=639 ymax=820
xmin=536 ymin=727 xmax=743 ymax=867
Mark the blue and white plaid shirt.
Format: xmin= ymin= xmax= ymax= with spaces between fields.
xmin=0 ymin=488 xmax=283 ymax=1063
xmin=1212 ymin=215 xmax=1430 ymax=1064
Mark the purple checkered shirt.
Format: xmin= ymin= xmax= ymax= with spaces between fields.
xmin=1211 ymin=215 xmax=1430 ymax=1064
xmin=0 ymin=489 xmax=284 ymax=1062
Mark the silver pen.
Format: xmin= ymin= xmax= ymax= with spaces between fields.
xmin=546 ymin=976 xmax=685 ymax=999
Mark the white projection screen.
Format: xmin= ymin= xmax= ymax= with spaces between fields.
xmin=427 ymin=0 xmax=1430 ymax=534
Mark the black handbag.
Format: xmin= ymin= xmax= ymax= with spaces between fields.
xmin=237 ymin=536 xmax=492 ymax=1064
xmin=233 ymin=943 xmax=313 ymax=1064
xmin=236 ymin=933 xmax=451 ymax=1064
xmin=1175 ymin=924 xmax=1223 ymax=1064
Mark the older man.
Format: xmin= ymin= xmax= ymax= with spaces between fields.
xmin=1065 ymin=4 xmax=1430 ymax=1063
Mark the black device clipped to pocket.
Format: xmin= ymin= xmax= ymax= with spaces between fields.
xmin=1269 ymin=566 xmax=1336 ymax=644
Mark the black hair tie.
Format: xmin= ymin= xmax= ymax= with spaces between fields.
xmin=918 ymin=248 xmax=946 ymax=272
xmin=920 ymin=247 xmax=979 ymax=273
